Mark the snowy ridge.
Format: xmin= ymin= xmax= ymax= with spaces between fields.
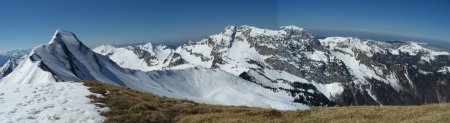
xmin=320 ymin=37 xmax=388 ymax=57
xmin=94 ymin=43 xmax=174 ymax=71
xmin=392 ymin=42 xmax=450 ymax=63
xmin=0 ymin=59 xmax=56 ymax=84
xmin=3 ymin=49 xmax=32 ymax=57
xmin=320 ymin=37 xmax=450 ymax=85
xmin=320 ymin=37 xmax=450 ymax=63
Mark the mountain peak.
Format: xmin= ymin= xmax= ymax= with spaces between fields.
xmin=55 ymin=29 xmax=74 ymax=35
xmin=49 ymin=29 xmax=82 ymax=47
xmin=223 ymin=25 xmax=237 ymax=36
xmin=280 ymin=25 xmax=304 ymax=31
xmin=52 ymin=29 xmax=76 ymax=39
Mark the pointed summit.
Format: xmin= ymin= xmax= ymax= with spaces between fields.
xmin=48 ymin=29 xmax=84 ymax=49
xmin=4 ymin=30 xmax=129 ymax=84
xmin=38 ymin=30 xmax=93 ymax=61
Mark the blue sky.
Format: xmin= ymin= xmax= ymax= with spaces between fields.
xmin=278 ymin=0 xmax=450 ymax=42
xmin=1 ymin=0 xmax=449 ymax=53
xmin=0 ymin=0 xmax=277 ymax=53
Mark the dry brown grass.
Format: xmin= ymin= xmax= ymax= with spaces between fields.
xmin=81 ymin=80 xmax=450 ymax=123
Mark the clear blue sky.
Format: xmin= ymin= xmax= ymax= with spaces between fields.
xmin=0 ymin=0 xmax=277 ymax=53
xmin=1 ymin=0 xmax=449 ymax=53
xmin=278 ymin=0 xmax=450 ymax=43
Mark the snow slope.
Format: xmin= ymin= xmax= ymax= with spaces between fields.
xmin=141 ymin=68 xmax=307 ymax=110
xmin=0 ymin=82 xmax=106 ymax=123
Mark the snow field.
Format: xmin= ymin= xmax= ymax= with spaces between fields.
xmin=0 ymin=82 xmax=107 ymax=123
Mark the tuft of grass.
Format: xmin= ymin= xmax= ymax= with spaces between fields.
xmin=81 ymin=80 xmax=450 ymax=123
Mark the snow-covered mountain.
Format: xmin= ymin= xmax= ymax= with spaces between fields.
xmin=93 ymin=43 xmax=175 ymax=71
xmin=0 ymin=49 xmax=29 ymax=78
xmin=94 ymin=25 xmax=450 ymax=106
xmin=3 ymin=25 xmax=450 ymax=109
xmin=0 ymin=30 xmax=308 ymax=110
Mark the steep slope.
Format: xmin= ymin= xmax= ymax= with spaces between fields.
xmin=0 ymin=30 xmax=307 ymax=110
xmin=95 ymin=25 xmax=450 ymax=106
xmin=0 ymin=60 xmax=15 ymax=78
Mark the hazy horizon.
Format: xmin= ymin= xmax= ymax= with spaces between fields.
xmin=2 ymin=26 xmax=448 ymax=54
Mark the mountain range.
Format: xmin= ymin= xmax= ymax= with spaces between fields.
xmin=2 ymin=25 xmax=450 ymax=109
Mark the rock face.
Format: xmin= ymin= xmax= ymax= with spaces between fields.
xmin=95 ymin=25 xmax=450 ymax=106
xmin=0 ymin=60 xmax=15 ymax=78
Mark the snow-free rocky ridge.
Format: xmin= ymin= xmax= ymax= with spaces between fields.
xmin=94 ymin=25 xmax=450 ymax=106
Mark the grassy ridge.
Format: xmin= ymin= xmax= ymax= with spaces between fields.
xmin=82 ymin=81 xmax=450 ymax=123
